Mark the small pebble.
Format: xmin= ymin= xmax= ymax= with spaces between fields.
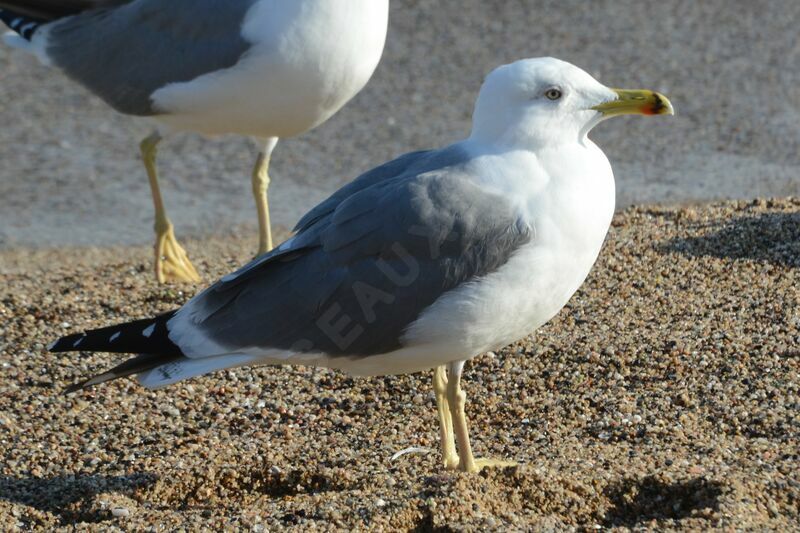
xmin=111 ymin=507 xmax=130 ymax=518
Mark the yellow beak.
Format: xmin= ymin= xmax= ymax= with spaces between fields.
xmin=592 ymin=89 xmax=675 ymax=117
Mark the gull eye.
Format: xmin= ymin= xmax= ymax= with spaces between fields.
xmin=544 ymin=88 xmax=563 ymax=101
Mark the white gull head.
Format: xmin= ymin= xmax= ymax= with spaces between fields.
xmin=469 ymin=57 xmax=672 ymax=149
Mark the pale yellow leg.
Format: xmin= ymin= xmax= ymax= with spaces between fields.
xmin=446 ymin=361 xmax=516 ymax=473
xmin=252 ymin=137 xmax=279 ymax=256
xmin=434 ymin=366 xmax=459 ymax=470
xmin=140 ymin=133 xmax=200 ymax=284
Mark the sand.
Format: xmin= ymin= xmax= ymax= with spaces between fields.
xmin=0 ymin=197 xmax=797 ymax=530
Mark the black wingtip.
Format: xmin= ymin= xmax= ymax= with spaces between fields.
xmin=0 ymin=9 xmax=44 ymax=40
xmin=62 ymin=369 xmax=110 ymax=395
xmin=52 ymin=310 xmax=183 ymax=392
xmin=62 ymin=365 xmax=141 ymax=395
xmin=48 ymin=310 xmax=181 ymax=356
xmin=63 ymin=380 xmax=86 ymax=395
xmin=63 ymin=373 xmax=110 ymax=395
xmin=49 ymin=332 xmax=87 ymax=353
xmin=60 ymin=352 xmax=183 ymax=394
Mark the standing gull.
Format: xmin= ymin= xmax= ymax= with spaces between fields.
xmin=50 ymin=58 xmax=674 ymax=472
xmin=0 ymin=0 xmax=389 ymax=282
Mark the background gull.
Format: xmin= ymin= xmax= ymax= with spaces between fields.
xmin=0 ymin=0 xmax=389 ymax=282
xmin=50 ymin=57 xmax=674 ymax=472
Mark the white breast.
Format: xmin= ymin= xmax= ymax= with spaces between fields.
xmin=151 ymin=0 xmax=389 ymax=137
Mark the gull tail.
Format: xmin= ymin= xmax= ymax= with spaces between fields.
xmin=49 ymin=311 xmax=186 ymax=393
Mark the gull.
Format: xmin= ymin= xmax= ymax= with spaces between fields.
xmin=0 ymin=0 xmax=389 ymax=282
xmin=50 ymin=57 xmax=674 ymax=472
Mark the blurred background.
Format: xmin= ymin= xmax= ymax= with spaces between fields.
xmin=0 ymin=0 xmax=798 ymax=249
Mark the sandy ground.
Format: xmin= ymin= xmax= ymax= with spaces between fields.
xmin=1 ymin=0 xmax=800 ymax=249
xmin=0 ymin=197 xmax=797 ymax=530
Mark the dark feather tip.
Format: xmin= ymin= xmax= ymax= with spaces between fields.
xmin=63 ymin=381 xmax=87 ymax=395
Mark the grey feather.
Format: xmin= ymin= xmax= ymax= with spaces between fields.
xmin=293 ymin=149 xmax=434 ymax=234
xmin=44 ymin=0 xmax=257 ymax=115
xmin=175 ymin=146 xmax=532 ymax=357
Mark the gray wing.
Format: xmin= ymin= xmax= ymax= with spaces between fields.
xmin=44 ymin=0 xmax=258 ymax=115
xmin=173 ymin=146 xmax=532 ymax=358
xmin=293 ymin=149 xmax=435 ymax=234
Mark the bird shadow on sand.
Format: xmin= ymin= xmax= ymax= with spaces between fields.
xmin=0 ymin=473 xmax=157 ymax=524
xmin=659 ymin=211 xmax=799 ymax=267
xmin=161 ymin=463 xmax=359 ymax=508
xmin=0 ymin=465 xmax=360 ymax=525
xmin=602 ymin=476 xmax=725 ymax=527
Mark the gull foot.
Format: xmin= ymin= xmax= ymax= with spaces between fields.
xmin=460 ymin=457 xmax=517 ymax=473
xmin=154 ymin=223 xmax=201 ymax=283
xmin=443 ymin=454 xmax=460 ymax=471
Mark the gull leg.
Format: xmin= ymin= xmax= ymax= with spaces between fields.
xmin=433 ymin=366 xmax=459 ymax=469
xmin=252 ymin=137 xmax=279 ymax=256
xmin=140 ymin=132 xmax=200 ymax=284
xmin=446 ymin=360 xmax=516 ymax=473
xmin=446 ymin=360 xmax=479 ymax=473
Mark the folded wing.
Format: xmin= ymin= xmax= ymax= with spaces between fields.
xmin=171 ymin=146 xmax=532 ymax=359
